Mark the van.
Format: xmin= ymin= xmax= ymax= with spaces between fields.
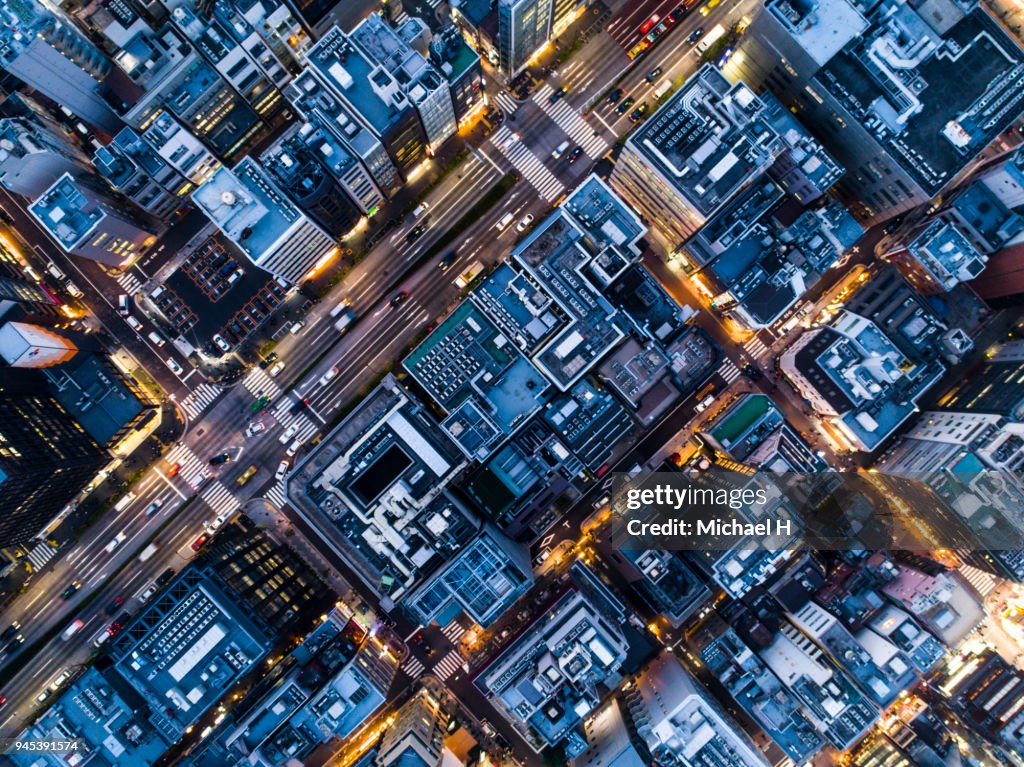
xmin=329 ymin=300 xmax=351 ymax=318
xmin=113 ymin=493 xmax=136 ymax=513
xmin=150 ymin=286 xmax=164 ymax=300
xmin=552 ymin=140 xmax=570 ymax=159
xmin=65 ymin=281 xmax=83 ymax=298
xmin=118 ymin=294 xmax=130 ymax=316
xmin=653 ymin=81 xmax=671 ymax=100
xmin=695 ymin=394 xmax=715 ymax=413
xmin=412 ymin=202 xmax=430 ymax=218
xmin=92 ymin=630 xmax=110 ymax=649
xmin=126 ymin=316 xmax=143 ymax=331
xmin=104 ymin=531 xmax=127 ymax=554
xmin=46 ymin=263 xmax=65 ymax=281
xmin=138 ymin=543 xmax=158 ymax=562
xmin=147 ymin=331 xmax=165 ymax=347
xmin=496 ymin=213 xmax=515 ymax=231
xmin=289 ymin=321 xmax=304 ymax=334
xmin=334 ymin=310 xmax=356 ymax=332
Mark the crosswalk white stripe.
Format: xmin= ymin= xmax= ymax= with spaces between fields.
xmin=295 ymin=419 xmax=319 ymax=443
xmin=490 ymin=126 xmax=564 ymax=202
xmin=271 ymin=398 xmax=293 ymax=419
xmin=402 ymin=656 xmax=425 ymax=678
xmin=26 ymin=542 xmax=56 ymax=570
xmin=534 ymin=84 xmax=608 ymax=158
xmin=744 ymin=338 xmax=770 ymax=360
xmin=180 ymin=383 xmax=222 ymax=419
xmin=242 ymin=368 xmax=281 ymax=399
xmin=958 ymin=564 xmax=998 ymax=597
xmin=116 ymin=272 xmax=143 ymax=295
xmin=264 ymin=481 xmax=287 ymax=509
xmin=720 ymin=360 xmax=741 ymax=384
xmin=442 ymin=622 xmax=466 ymax=642
xmin=200 ymin=481 xmax=238 ymax=515
xmin=495 ymin=92 xmax=519 ymax=113
xmin=433 ymin=649 xmax=465 ymax=681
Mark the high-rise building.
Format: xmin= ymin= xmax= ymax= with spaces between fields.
xmin=430 ymin=24 xmax=485 ymax=125
xmin=141 ymin=111 xmax=222 ymax=190
xmin=191 ymin=158 xmax=335 ymax=285
xmin=0 ymin=366 xmax=108 ymax=548
xmin=0 ymin=0 xmax=120 ymax=132
xmin=734 ymin=0 xmax=1024 ymax=224
xmin=93 ymin=127 xmax=187 ymax=221
xmin=0 ymin=321 xmax=77 ymax=368
xmin=0 ymin=238 xmax=59 ymax=319
xmin=28 ymin=173 xmax=157 ymax=268
xmin=610 ymin=66 xmax=782 ymax=247
xmin=0 ymin=116 xmax=92 ymax=198
xmin=498 ymin=0 xmax=552 ymax=77
xmin=881 ymin=220 xmax=988 ymax=294
xmin=377 ymin=689 xmax=451 ymax=767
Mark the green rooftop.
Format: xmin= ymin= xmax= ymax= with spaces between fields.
xmin=710 ymin=394 xmax=773 ymax=446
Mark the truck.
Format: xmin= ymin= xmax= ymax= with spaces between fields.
xmin=138 ymin=543 xmax=158 ymax=563
xmin=653 ymin=80 xmax=671 ymax=100
xmin=693 ymin=23 xmax=725 ymax=57
xmin=334 ymin=308 xmax=357 ymax=332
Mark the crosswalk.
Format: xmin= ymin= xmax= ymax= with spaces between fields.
xmin=744 ymin=336 xmax=771 ymax=360
xmin=115 ymin=270 xmax=143 ymax=296
xmin=165 ymin=443 xmax=209 ymax=488
xmin=494 ymin=91 xmax=519 ymax=114
xmin=264 ymin=481 xmax=287 ymax=509
xmin=25 ymin=541 xmax=58 ymax=571
xmin=433 ymin=649 xmax=466 ymax=681
xmin=490 ymin=126 xmax=565 ymax=202
xmin=242 ymin=367 xmax=281 ymax=400
xmin=199 ymin=481 xmax=238 ymax=516
xmin=441 ymin=622 xmax=466 ymax=644
xmin=534 ymin=84 xmax=608 ymax=158
xmin=719 ymin=359 xmax=742 ymax=384
xmin=179 ymin=383 xmax=222 ymax=419
xmin=401 ymin=655 xmax=425 ymax=679
xmin=959 ymin=563 xmax=999 ymax=598
xmin=277 ymin=409 xmax=320 ymax=444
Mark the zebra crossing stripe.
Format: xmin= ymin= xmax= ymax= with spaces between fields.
xmin=745 ymin=338 xmax=770 ymax=359
xmin=433 ymin=650 xmax=465 ymax=681
xmin=720 ymin=361 xmax=741 ymax=384
xmin=242 ymin=368 xmax=281 ymax=399
xmin=201 ymin=481 xmax=238 ymax=514
xmin=264 ymin=481 xmax=287 ymax=509
xmin=958 ymin=564 xmax=997 ymax=597
xmin=442 ymin=622 xmax=466 ymax=642
xmin=534 ymin=84 xmax=608 ymax=158
xmin=180 ymin=383 xmax=222 ymax=419
xmin=116 ymin=272 xmax=143 ymax=295
xmin=491 ymin=127 xmax=564 ymax=201
xmin=495 ymin=92 xmax=519 ymax=113
xmin=26 ymin=542 xmax=56 ymax=570
xmin=402 ymin=656 xmax=425 ymax=678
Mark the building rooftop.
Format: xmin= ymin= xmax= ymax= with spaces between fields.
xmin=541 ymin=379 xmax=634 ymax=472
xmin=766 ymin=0 xmax=867 ymax=67
xmin=818 ymin=8 xmax=1024 ymax=195
xmin=619 ymin=550 xmax=709 ymax=627
xmin=287 ymin=69 xmax=383 ymax=162
xmin=703 ymin=393 xmax=825 ymax=472
xmin=899 ymin=220 xmax=988 ymax=290
xmin=191 ymin=158 xmax=305 ymax=266
xmin=700 ymin=628 xmax=824 ymax=764
xmin=626 ymin=66 xmax=780 ymax=218
xmin=28 ymin=174 xmax=104 ymax=250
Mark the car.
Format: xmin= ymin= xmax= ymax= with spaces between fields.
xmin=61 ymin=580 xmax=81 ymax=600
xmin=211 ymin=510 xmax=231 ymax=529
xmin=156 ymin=568 xmax=175 ymax=587
xmin=236 ymin=464 xmax=259 ymax=486
xmin=317 ymin=366 xmax=339 ymax=386
xmin=259 ymin=352 xmax=278 ymax=369
xmin=670 ymin=7 xmax=684 ymax=21
xmin=517 ymin=214 xmax=535 ymax=233
xmin=209 ymin=452 xmax=231 ymax=466
xmin=286 ymin=439 xmax=302 ymax=458
xmin=0 ymin=694 xmax=7 ymax=708
xmin=567 ymin=146 xmax=583 ymax=163
xmin=268 ymin=360 xmax=285 ymax=376
xmin=548 ymin=86 xmax=566 ymax=103
xmin=106 ymin=597 xmax=124 ymax=614
xmin=411 ymin=632 xmax=433 ymax=655
xmin=630 ymin=104 xmax=648 ymax=122
xmin=687 ymin=27 xmax=704 ymax=44
xmin=616 ymin=97 xmax=635 ymax=115
xmin=61 ymin=619 xmax=85 ymax=641
xmin=695 ymin=394 xmax=715 ymax=412
xmin=139 ymin=585 xmax=157 ymax=603
xmin=743 ymin=363 xmax=763 ymax=381
xmin=390 ymin=290 xmax=410 ymax=308
xmin=275 ymin=460 xmax=290 ymax=481
xmin=166 ymin=462 xmax=181 ymax=477
xmin=245 ymin=422 xmax=266 ymax=437
xmin=106 ymin=619 xmax=124 ymax=637
xmin=35 ymin=689 xmax=53 ymax=705
xmin=190 ymin=533 xmax=209 ymax=552
xmin=406 ymin=224 xmax=426 ymax=243
xmin=212 ymin=334 xmax=231 ymax=353
xmin=145 ymin=500 xmax=162 ymax=516
xmin=4 ymin=635 xmax=24 ymax=653
xmin=646 ymin=67 xmax=663 ymax=83
xmin=1 ymin=622 xmax=20 ymax=642
xmin=608 ymin=88 xmax=624 ymax=103
xmin=166 ymin=358 xmax=183 ymax=375
xmin=279 ymin=423 xmax=300 ymax=445
xmin=438 ymin=254 xmax=453 ymax=271
xmin=126 ymin=315 xmax=143 ymax=331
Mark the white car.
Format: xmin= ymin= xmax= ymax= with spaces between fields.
xmin=245 ymin=422 xmax=266 ymax=437
xmin=268 ymin=360 xmax=285 ymax=377
xmin=278 ymin=423 xmax=299 ymax=444
xmin=275 ymin=460 xmax=290 ymax=481
xmin=318 ymin=366 xmax=338 ymax=386
xmin=517 ymin=214 xmax=535 ymax=232
xmin=695 ymin=394 xmax=715 ymax=413
xmin=286 ymin=439 xmax=302 ymax=457
xmin=212 ymin=334 xmax=231 ymax=353
xmin=166 ymin=358 xmax=183 ymax=375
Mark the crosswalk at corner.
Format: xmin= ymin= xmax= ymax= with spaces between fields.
xmin=958 ymin=562 xmax=998 ymax=598
xmin=165 ymin=443 xmax=208 ymax=488
xmin=401 ymin=655 xmax=425 ymax=678
xmin=719 ymin=359 xmax=742 ymax=384
xmin=115 ymin=270 xmax=143 ymax=296
xmin=744 ymin=336 xmax=771 ymax=360
xmin=242 ymin=367 xmax=281 ymax=400
xmin=264 ymin=481 xmax=287 ymax=509
xmin=199 ymin=480 xmax=239 ymax=516
xmin=534 ymin=84 xmax=608 ymax=158
xmin=494 ymin=91 xmax=519 ymax=114
xmin=441 ymin=622 xmax=466 ymax=643
xmin=179 ymin=383 xmax=222 ymax=419
xmin=433 ymin=649 xmax=466 ymax=681
xmin=276 ymin=410 xmax=320 ymax=444
xmin=490 ymin=126 xmax=565 ymax=202
xmin=25 ymin=541 xmax=58 ymax=571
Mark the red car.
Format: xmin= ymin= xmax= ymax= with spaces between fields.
xmin=106 ymin=596 xmax=124 ymax=614
xmin=106 ymin=620 xmax=123 ymax=637
xmin=190 ymin=533 xmax=209 ymax=552
xmin=0 ymin=694 xmax=8 ymax=708
xmin=166 ymin=462 xmax=181 ymax=477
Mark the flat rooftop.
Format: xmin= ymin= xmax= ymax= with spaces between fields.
xmin=819 ymin=9 xmax=1024 ymax=195
xmin=626 ymin=66 xmax=779 ymax=217
xmin=29 ymin=174 xmax=102 ymax=249
xmin=766 ymin=0 xmax=867 ymax=67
